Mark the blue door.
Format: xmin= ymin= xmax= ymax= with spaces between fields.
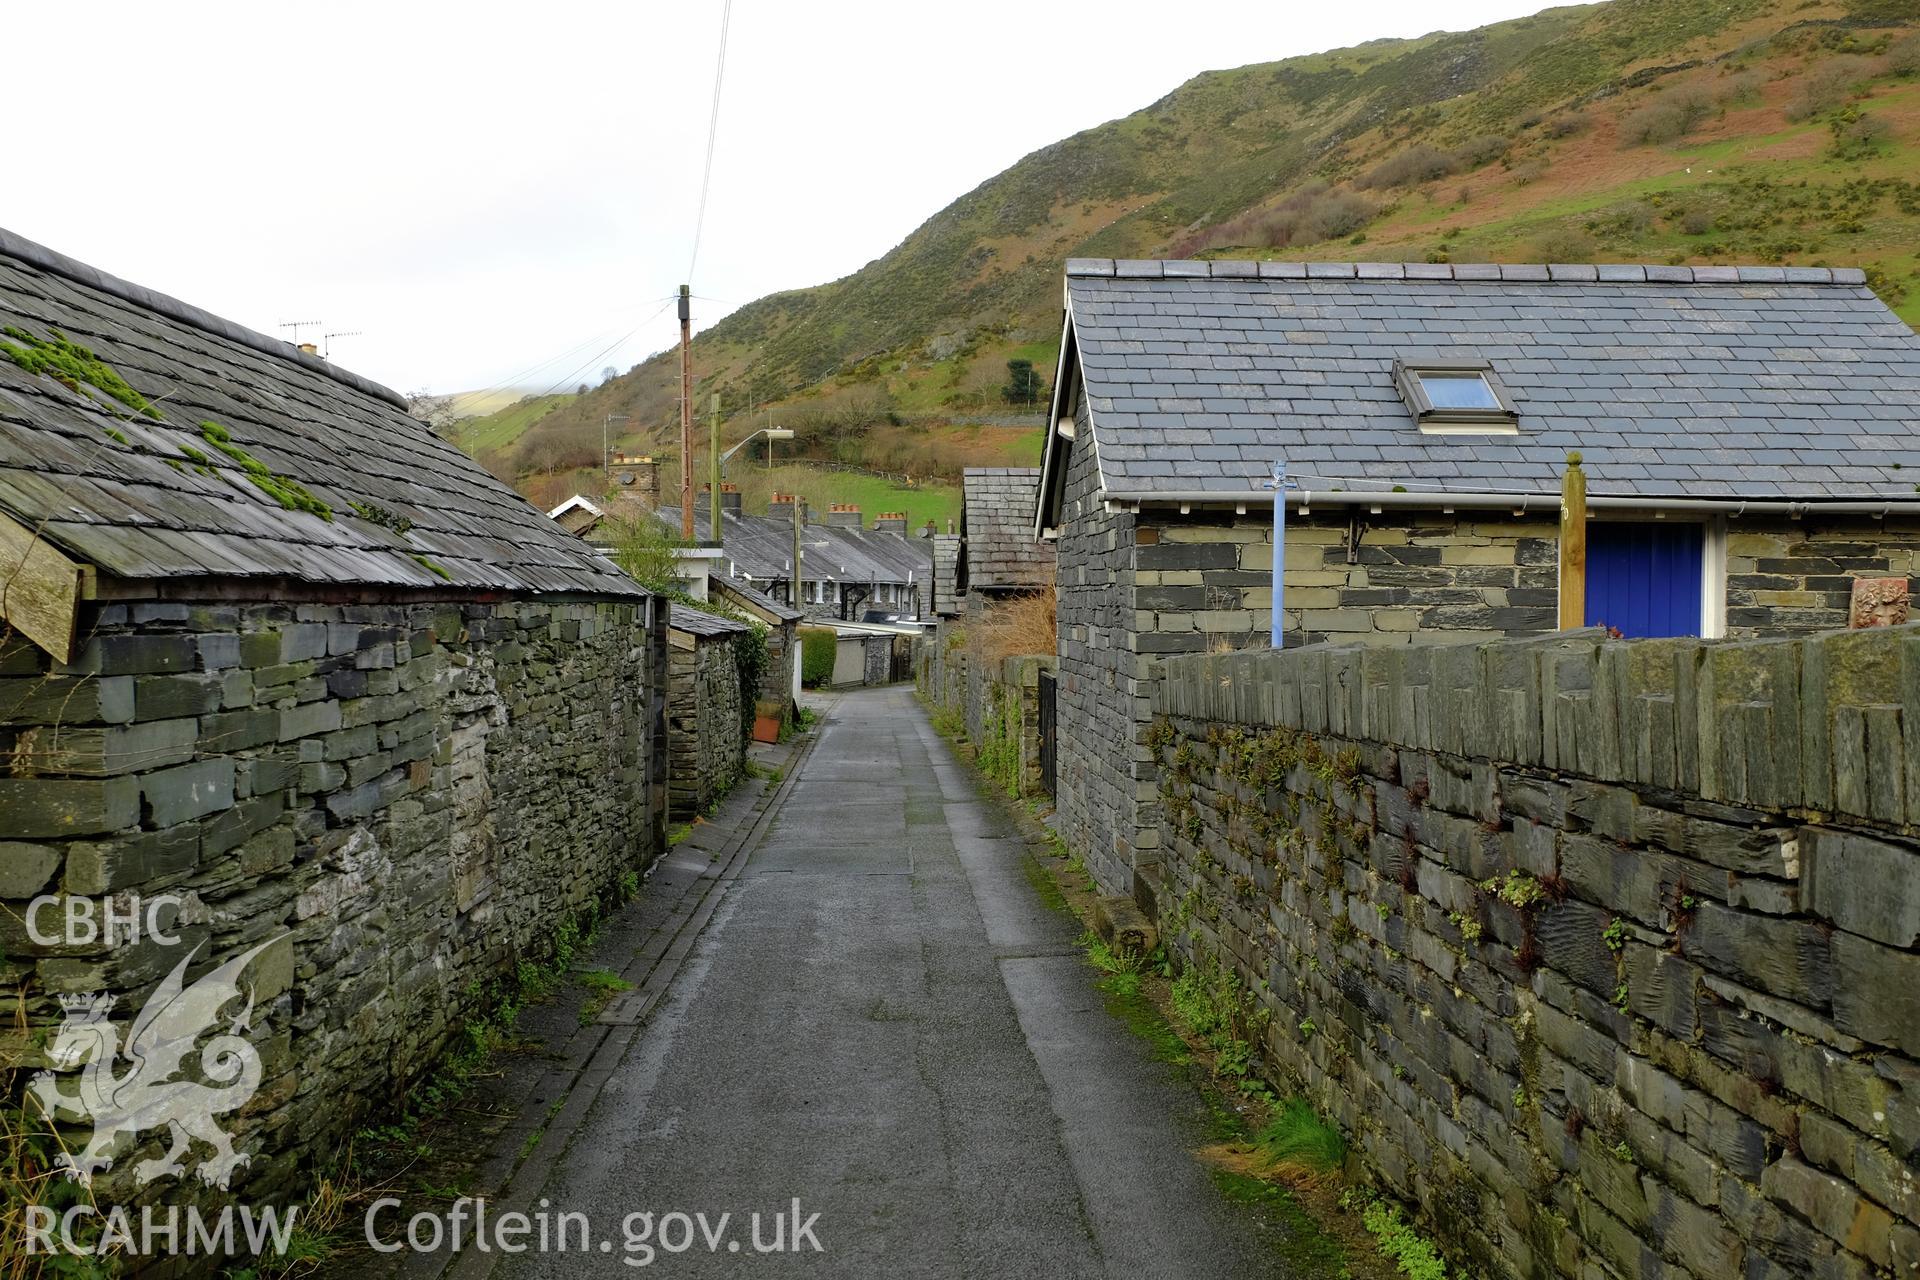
xmin=1584 ymin=522 xmax=1704 ymax=638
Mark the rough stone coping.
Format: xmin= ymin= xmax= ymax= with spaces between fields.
xmin=1064 ymin=258 xmax=1868 ymax=286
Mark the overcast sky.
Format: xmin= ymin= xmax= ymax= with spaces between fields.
xmin=7 ymin=0 xmax=1571 ymax=400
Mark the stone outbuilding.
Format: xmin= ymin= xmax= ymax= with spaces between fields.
xmin=1037 ymin=257 xmax=1920 ymax=892
xmin=666 ymin=603 xmax=751 ymax=817
xmin=707 ymin=573 xmax=801 ymax=736
xmin=0 ymin=228 xmax=667 ymax=1202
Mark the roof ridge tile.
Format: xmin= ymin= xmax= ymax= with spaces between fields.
xmin=1061 ymin=259 xmax=1873 ymax=289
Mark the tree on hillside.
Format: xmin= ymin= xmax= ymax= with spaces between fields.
xmin=601 ymin=365 xmax=619 ymax=386
xmin=1001 ymin=359 xmax=1044 ymax=406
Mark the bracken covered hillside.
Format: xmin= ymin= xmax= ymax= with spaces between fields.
xmin=481 ymin=0 xmax=1918 ymax=490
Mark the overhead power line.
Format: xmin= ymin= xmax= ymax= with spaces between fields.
xmin=685 ymin=0 xmax=735 ymax=285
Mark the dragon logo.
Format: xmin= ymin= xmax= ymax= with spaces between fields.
xmin=28 ymin=938 xmax=280 ymax=1189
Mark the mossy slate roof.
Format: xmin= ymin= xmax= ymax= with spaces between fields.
xmin=669 ymin=602 xmax=750 ymax=638
xmin=0 ymin=228 xmax=642 ymax=597
xmin=1059 ymin=259 xmax=1920 ymax=502
xmin=960 ymin=468 xmax=1050 ymax=590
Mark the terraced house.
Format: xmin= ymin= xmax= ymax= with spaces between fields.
xmin=0 ymin=228 xmax=667 ymax=1202
xmin=1037 ymin=257 xmax=1920 ymax=892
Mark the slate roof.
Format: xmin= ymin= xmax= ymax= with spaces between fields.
xmin=1050 ymin=259 xmax=1920 ymax=506
xmin=960 ymin=468 xmax=1051 ymax=590
xmin=710 ymin=574 xmax=801 ymax=624
xmin=669 ymin=601 xmax=750 ymax=638
xmin=0 ymin=228 xmax=642 ymax=596
xmin=656 ymin=507 xmax=932 ymax=594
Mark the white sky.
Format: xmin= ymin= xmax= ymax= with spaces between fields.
xmin=5 ymin=0 xmax=1572 ymax=397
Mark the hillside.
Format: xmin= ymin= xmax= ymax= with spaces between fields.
xmin=472 ymin=0 xmax=1919 ymax=508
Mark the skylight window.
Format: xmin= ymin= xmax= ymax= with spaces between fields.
xmin=1393 ymin=359 xmax=1519 ymax=433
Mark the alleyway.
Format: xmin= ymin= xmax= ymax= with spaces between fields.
xmin=463 ymin=686 xmax=1304 ymax=1277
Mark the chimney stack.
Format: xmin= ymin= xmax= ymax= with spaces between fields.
xmin=919 ymin=519 xmax=937 ymax=538
xmin=826 ymin=503 xmax=863 ymax=528
xmin=873 ymin=511 xmax=908 ymax=534
xmin=297 ymin=341 xmax=319 ymax=356
xmin=767 ymin=492 xmax=808 ymax=522
xmin=946 ymin=518 xmax=956 ymax=534
xmin=721 ymin=482 xmax=742 ymax=515
xmin=609 ymin=453 xmax=659 ymax=508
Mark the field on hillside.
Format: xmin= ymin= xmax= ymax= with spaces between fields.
xmin=728 ymin=466 xmax=961 ymax=534
xmin=454 ymin=393 xmax=573 ymax=457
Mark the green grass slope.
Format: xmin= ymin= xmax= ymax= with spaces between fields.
xmin=478 ymin=0 xmax=1918 ymax=505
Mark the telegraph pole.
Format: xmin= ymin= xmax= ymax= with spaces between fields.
xmin=709 ymin=393 xmax=722 ymax=543
xmin=792 ymin=496 xmax=804 ymax=613
xmin=678 ymin=285 xmax=695 ymax=540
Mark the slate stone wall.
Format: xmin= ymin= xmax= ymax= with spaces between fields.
xmin=863 ymin=635 xmax=891 ymax=687
xmin=1726 ymin=516 xmax=1920 ymax=637
xmin=757 ymin=617 xmax=798 ymax=714
xmin=914 ymin=623 xmax=1054 ymax=799
xmin=1053 ymin=401 xmax=1146 ymax=895
xmin=666 ymin=629 xmax=746 ymax=817
xmin=1146 ymin=626 xmax=1920 ymax=1280
xmin=1138 ymin=509 xmax=1559 ymax=650
xmin=0 ymin=593 xmax=664 ymax=1208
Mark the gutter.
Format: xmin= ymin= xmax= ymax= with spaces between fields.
xmin=1104 ymin=490 xmax=1920 ymax=517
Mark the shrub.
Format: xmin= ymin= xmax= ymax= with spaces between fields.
xmin=1830 ymin=106 xmax=1892 ymax=159
xmin=1618 ymin=85 xmax=1716 ymax=146
xmin=1887 ymin=34 xmax=1920 ymax=77
xmin=1532 ymin=227 xmax=1598 ymax=263
xmin=1679 ymin=206 xmax=1716 ymax=235
xmin=1508 ymin=160 xmax=1549 ymax=186
xmin=1542 ymin=113 xmax=1590 ymax=139
xmin=610 ymin=515 xmax=689 ymax=594
xmin=1718 ymin=69 xmax=1766 ymax=105
xmin=798 ymin=627 xmax=837 ymax=688
xmin=1358 ymin=144 xmax=1457 ymax=189
xmin=1589 ymin=201 xmax=1656 ymax=238
xmin=1451 ymin=134 xmax=1511 ymax=168
xmin=1785 ymin=56 xmax=1870 ymax=121
xmin=1178 ymin=183 xmax=1375 ymax=254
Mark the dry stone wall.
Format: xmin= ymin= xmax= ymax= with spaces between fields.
xmin=915 ymin=623 xmax=1053 ymax=799
xmin=666 ymin=627 xmax=746 ymax=817
xmin=1149 ymin=625 xmax=1920 ymax=1280
xmin=0 ymin=594 xmax=665 ymax=1210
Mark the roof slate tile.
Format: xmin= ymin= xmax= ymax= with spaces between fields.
xmin=1061 ymin=264 xmax=1920 ymax=504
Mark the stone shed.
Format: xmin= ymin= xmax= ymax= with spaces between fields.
xmin=0 ymin=228 xmax=668 ymax=1205
xmin=708 ymin=573 xmax=800 ymax=735
xmin=666 ymin=603 xmax=750 ymax=816
xmin=1037 ymin=257 xmax=1920 ymax=894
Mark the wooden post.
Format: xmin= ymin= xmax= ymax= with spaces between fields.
xmin=792 ymin=495 xmax=804 ymax=613
xmin=678 ymin=285 xmax=694 ymax=541
xmin=1559 ymin=450 xmax=1587 ymax=630
xmin=708 ymin=393 xmax=722 ymax=544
